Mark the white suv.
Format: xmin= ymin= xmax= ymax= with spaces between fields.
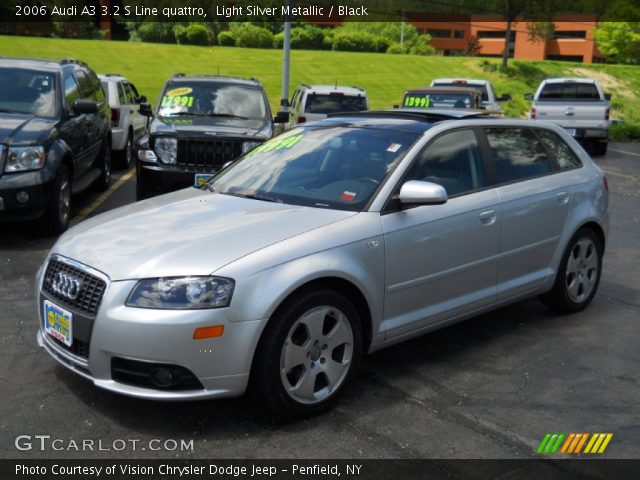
xmin=286 ymin=84 xmax=368 ymax=129
xmin=99 ymin=74 xmax=147 ymax=168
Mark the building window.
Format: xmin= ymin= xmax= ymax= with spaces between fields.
xmin=546 ymin=55 xmax=585 ymax=63
xmin=477 ymin=30 xmax=516 ymax=41
xmin=454 ymin=30 xmax=465 ymax=39
xmin=552 ymin=30 xmax=587 ymax=39
xmin=428 ymin=29 xmax=452 ymax=38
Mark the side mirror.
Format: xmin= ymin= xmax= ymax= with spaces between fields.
xmin=498 ymin=94 xmax=512 ymax=102
xmin=604 ymin=93 xmax=612 ymax=101
xmin=273 ymin=110 xmax=290 ymax=124
xmin=73 ymin=99 xmax=98 ymax=114
xmin=398 ymin=180 xmax=447 ymax=206
xmin=524 ymin=93 xmax=534 ymax=101
xmin=139 ymin=95 xmax=148 ymax=104
xmin=140 ymin=102 xmax=153 ymax=117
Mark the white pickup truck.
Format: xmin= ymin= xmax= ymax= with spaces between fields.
xmin=526 ymin=78 xmax=610 ymax=156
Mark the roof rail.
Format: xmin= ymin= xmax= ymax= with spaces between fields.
xmin=59 ymin=58 xmax=88 ymax=67
xmin=173 ymin=72 xmax=186 ymax=77
xmin=103 ymin=73 xmax=122 ymax=77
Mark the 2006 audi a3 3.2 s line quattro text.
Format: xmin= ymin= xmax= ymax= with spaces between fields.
xmin=36 ymin=110 xmax=609 ymax=416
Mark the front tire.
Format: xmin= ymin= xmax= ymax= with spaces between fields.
xmin=540 ymin=228 xmax=603 ymax=313
xmin=251 ymin=288 xmax=363 ymax=417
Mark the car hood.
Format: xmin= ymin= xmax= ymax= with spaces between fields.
xmin=52 ymin=188 xmax=356 ymax=280
xmin=151 ymin=115 xmax=272 ymax=139
xmin=0 ymin=113 xmax=56 ymax=145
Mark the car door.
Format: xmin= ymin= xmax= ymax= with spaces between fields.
xmin=126 ymin=82 xmax=146 ymax=140
xmin=381 ymin=128 xmax=501 ymax=341
xmin=74 ymin=68 xmax=102 ymax=171
xmin=59 ymin=72 xmax=89 ymax=178
xmin=483 ymin=127 xmax=571 ymax=300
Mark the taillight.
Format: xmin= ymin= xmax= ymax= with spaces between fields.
xmin=530 ymin=107 xmax=536 ymax=120
xmin=111 ymin=108 xmax=120 ymax=126
xmin=603 ymin=176 xmax=609 ymax=192
xmin=605 ymin=107 xmax=610 ymax=121
xmin=298 ymin=116 xmax=306 ymax=123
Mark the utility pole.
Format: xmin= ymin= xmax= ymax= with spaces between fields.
xmin=280 ymin=0 xmax=293 ymax=112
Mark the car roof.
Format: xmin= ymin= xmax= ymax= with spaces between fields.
xmin=0 ymin=57 xmax=62 ymax=72
xmin=167 ymin=74 xmax=262 ymax=87
xmin=542 ymin=78 xmax=597 ymax=84
xmin=299 ymin=84 xmax=366 ymax=95
xmin=432 ymin=78 xmax=488 ymax=86
xmin=98 ymin=73 xmax=127 ymax=81
xmin=405 ymin=86 xmax=481 ymax=95
xmin=319 ymin=109 xmax=491 ymax=133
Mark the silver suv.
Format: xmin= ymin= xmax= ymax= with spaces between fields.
xmin=99 ymin=74 xmax=147 ymax=168
xmin=286 ymin=84 xmax=368 ymax=129
xmin=37 ymin=111 xmax=608 ymax=417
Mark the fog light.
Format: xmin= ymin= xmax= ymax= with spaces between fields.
xmin=16 ymin=191 xmax=30 ymax=204
xmin=151 ymin=368 xmax=174 ymax=388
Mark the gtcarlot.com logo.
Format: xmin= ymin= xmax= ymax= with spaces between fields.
xmin=537 ymin=432 xmax=613 ymax=455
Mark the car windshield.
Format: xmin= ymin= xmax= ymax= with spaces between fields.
xmin=304 ymin=94 xmax=367 ymax=114
xmin=0 ymin=68 xmax=57 ymax=118
xmin=403 ymin=92 xmax=475 ymax=109
xmin=209 ymin=125 xmax=421 ymax=211
xmin=158 ymin=82 xmax=268 ymax=119
xmin=433 ymin=82 xmax=488 ymax=102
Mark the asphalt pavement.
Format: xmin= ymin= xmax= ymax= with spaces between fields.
xmin=1 ymin=144 xmax=638 ymax=459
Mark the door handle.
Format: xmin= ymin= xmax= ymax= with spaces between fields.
xmin=556 ymin=192 xmax=570 ymax=205
xmin=479 ymin=209 xmax=497 ymax=225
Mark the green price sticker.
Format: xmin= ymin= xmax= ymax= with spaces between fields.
xmin=403 ymin=95 xmax=431 ymax=108
xmin=246 ymin=134 xmax=304 ymax=157
xmin=161 ymin=95 xmax=194 ymax=108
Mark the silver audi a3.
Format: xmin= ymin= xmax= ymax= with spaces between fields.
xmin=37 ymin=111 xmax=609 ymax=416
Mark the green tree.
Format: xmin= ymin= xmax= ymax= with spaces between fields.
xmin=595 ymin=23 xmax=640 ymax=64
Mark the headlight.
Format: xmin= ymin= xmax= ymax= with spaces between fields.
xmin=242 ymin=141 xmax=261 ymax=154
xmin=126 ymin=276 xmax=235 ymax=309
xmin=5 ymin=146 xmax=45 ymax=172
xmin=154 ymin=137 xmax=177 ymax=164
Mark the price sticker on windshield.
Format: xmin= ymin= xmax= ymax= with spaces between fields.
xmin=161 ymin=95 xmax=194 ymax=107
xmin=404 ymin=95 xmax=431 ymax=108
xmin=246 ymin=134 xmax=304 ymax=156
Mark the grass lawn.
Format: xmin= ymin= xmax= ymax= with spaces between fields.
xmin=1 ymin=35 xmax=639 ymax=124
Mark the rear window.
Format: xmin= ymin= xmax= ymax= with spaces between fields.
xmin=539 ymin=83 xmax=601 ymax=101
xmin=304 ymin=94 xmax=367 ymax=114
xmin=433 ymin=82 xmax=488 ymax=102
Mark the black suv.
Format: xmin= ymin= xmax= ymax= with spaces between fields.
xmin=0 ymin=58 xmax=112 ymax=233
xmin=136 ymin=74 xmax=285 ymax=200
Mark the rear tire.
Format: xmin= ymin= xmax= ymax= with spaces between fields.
xmin=250 ymin=288 xmax=363 ymax=418
xmin=540 ymin=228 xmax=603 ymax=313
xmin=94 ymin=139 xmax=112 ymax=192
xmin=116 ymin=131 xmax=133 ymax=169
xmin=42 ymin=165 xmax=71 ymax=235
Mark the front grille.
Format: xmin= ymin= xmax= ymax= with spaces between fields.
xmin=49 ymin=335 xmax=91 ymax=359
xmin=43 ymin=259 xmax=107 ymax=316
xmin=176 ymin=139 xmax=243 ymax=171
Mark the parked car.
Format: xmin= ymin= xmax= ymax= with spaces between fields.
xmin=98 ymin=74 xmax=147 ymax=169
xmin=401 ymin=86 xmax=483 ymax=110
xmin=37 ymin=111 xmax=608 ymax=416
xmin=430 ymin=78 xmax=511 ymax=114
xmin=0 ymin=57 xmax=112 ymax=233
xmin=135 ymin=74 xmax=279 ymax=200
xmin=286 ymin=84 xmax=368 ymax=129
xmin=525 ymin=78 xmax=610 ymax=156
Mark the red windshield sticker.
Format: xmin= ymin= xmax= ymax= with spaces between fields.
xmin=340 ymin=191 xmax=357 ymax=202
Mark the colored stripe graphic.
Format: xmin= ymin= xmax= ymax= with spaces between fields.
xmin=541 ymin=433 xmax=613 ymax=454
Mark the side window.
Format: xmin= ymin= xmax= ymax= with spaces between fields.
xmin=74 ymin=70 xmax=93 ymax=100
xmin=128 ymin=83 xmax=140 ymax=103
xmin=87 ymin=70 xmax=105 ymax=102
xmin=405 ymin=129 xmax=486 ymax=197
xmin=485 ymin=128 xmax=552 ymax=184
xmin=118 ymin=82 xmax=128 ymax=105
xmin=536 ymin=129 xmax=583 ymax=170
xmin=63 ymin=73 xmax=80 ymax=113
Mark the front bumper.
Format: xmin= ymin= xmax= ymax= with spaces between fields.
xmin=136 ymin=163 xmax=209 ymax=198
xmin=0 ymin=169 xmax=55 ymax=221
xmin=37 ymin=264 xmax=265 ymax=401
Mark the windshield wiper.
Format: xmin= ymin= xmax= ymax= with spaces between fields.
xmin=0 ymin=108 xmax=20 ymax=114
xmin=204 ymin=113 xmax=249 ymax=120
xmin=164 ymin=112 xmax=249 ymax=120
xmin=198 ymin=183 xmax=215 ymax=192
xmin=165 ymin=111 xmax=206 ymax=117
xmin=221 ymin=191 xmax=282 ymax=203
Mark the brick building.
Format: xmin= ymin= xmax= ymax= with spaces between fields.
xmin=410 ymin=15 xmax=604 ymax=64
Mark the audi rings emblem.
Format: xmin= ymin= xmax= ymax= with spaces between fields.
xmin=51 ymin=272 xmax=82 ymax=300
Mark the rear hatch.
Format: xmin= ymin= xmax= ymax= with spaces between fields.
xmin=533 ymin=82 xmax=609 ymax=128
xmin=303 ymin=91 xmax=368 ymax=123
